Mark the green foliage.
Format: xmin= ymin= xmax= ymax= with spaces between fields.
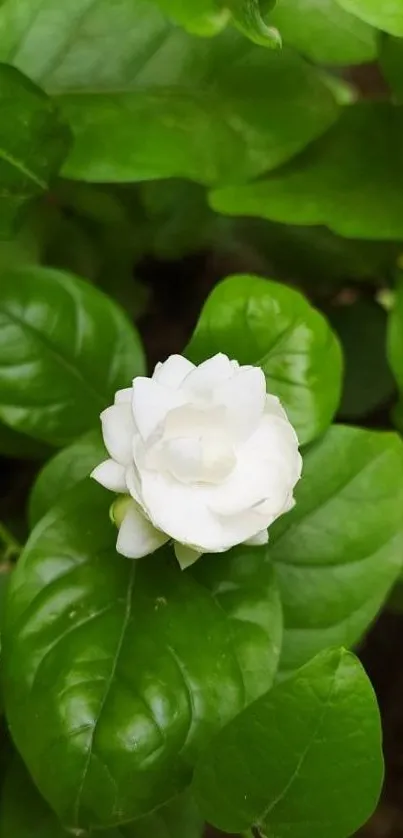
xmin=0 ymin=266 xmax=145 ymax=446
xmin=335 ymin=0 xmax=403 ymax=35
xmin=193 ymin=648 xmax=383 ymax=837
xmin=0 ymin=64 xmax=69 ymax=237
xmin=0 ymin=2 xmax=403 ymax=836
xmin=28 ymin=428 xmax=106 ymax=526
xmin=210 ymin=104 xmax=403 ymax=239
xmin=0 ymin=2 xmax=338 ymax=186
xmin=3 ymin=481 xmax=281 ymax=829
xmin=388 ymin=276 xmax=403 ymax=400
xmin=186 ymin=274 xmax=343 ymax=445
xmin=268 ymin=0 xmax=377 ymax=64
xmin=0 ymin=758 xmax=204 ymax=838
xmin=270 ymin=424 xmax=403 ymax=671
xmin=58 ymin=44 xmax=337 ymax=186
xmin=225 ymin=0 xmax=282 ymax=47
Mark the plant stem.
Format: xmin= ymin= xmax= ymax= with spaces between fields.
xmin=0 ymin=521 xmax=22 ymax=560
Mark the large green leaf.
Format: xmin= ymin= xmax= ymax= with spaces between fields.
xmin=2 ymin=480 xmax=282 ymax=830
xmin=28 ymin=428 xmax=106 ymax=527
xmin=193 ymin=648 xmax=383 ymax=838
xmin=335 ymin=0 xmax=403 ymax=36
xmin=0 ymin=266 xmax=145 ymax=446
xmin=186 ymin=274 xmax=343 ymax=446
xmin=59 ymin=44 xmax=337 ymax=186
xmin=269 ymin=425 xmax=403 ymax=672
xmin=0 ymin=64 xmax=69 ymax=237
xmin=0 ymin=759 xmax=204 ymax=838
xmin=268 ymin=0 xmax=377 ymax=64
xmin=387 ymin=276 xmax=403 ymax=398
xmin=210 ymin=103 xmax=403 ymax=239
xmin=0 ymin=2 xmax=338 ymax=186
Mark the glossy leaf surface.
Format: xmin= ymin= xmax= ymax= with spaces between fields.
xmin=269 ymin=0 xmax=377 ymax=64
xmin=336 ymin=0 xmax=403 ymax=36
xmin=211 ymin=104 xmax=403 ymax=239
xmin=3 ymin=481 xmax=282 ymax=829
xmin=0 ymin=64 xmax=69 ymax=236
xmin=28 ymin=428 xmax=106 ymax=527
xmin=270 ymin=425 xmax=403 ymax=672
xmin=0 ymin=2 xmax=338 ymax=186
xmin=186 ymin=274 xmax=343 ymax=445
xmin=59 ymin=45 xmax=337 ymax=186
xmin=193 ymin=648 xmax=383 ymax=838
xmin=0 ymin=759 xmax=204 ymax=838
xmin=0 ymin=266 xmax=145 ymax=446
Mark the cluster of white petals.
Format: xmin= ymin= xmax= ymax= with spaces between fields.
xmin=91 ymin=353 xmax=302 ymax=568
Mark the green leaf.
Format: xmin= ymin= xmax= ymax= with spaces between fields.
xmin=388 ymin=277 xmax=403 ymax=400
xmin=335 ymin=0 xmax=403 ymax=36
xmin=210 ymin=103 xmax=403 ymax=240
xmin=152 ymin=0 xmax=229 ymax=35
xmin=0 ymin=266 xmax=145 ymax=446
xmin=186 ymin=274 xmax=343 ymax=446
xmin=2 ymin=480 xmax=282 ymax=830
xmin=226 ymin=0 xmax=282 ymax=48
xmin=380 ymin=35 xmax=403 ymax=100
xmin=0 ymin=3 xmax=338 ymax=186
xmin=268 ymin=0 xmax=377 ymax=64
xmin=0 ymin=758 xmax=204 ymax=838
xmin=269 ymin=425 xmax=403 ymax=672
xmin=0 ymin=63 xmax=70 ymax=237
xmin=59 ymin=44 xmax=337 ymax=186
xmin=28 ymin=428 xmax=106 ymax=527
xmin=328 ymin=299 xmax=395 ymax=418
xmin=193 ymin=648 xmax=383 ymax=837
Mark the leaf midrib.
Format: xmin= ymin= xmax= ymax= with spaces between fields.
xmin=258 ymin=653 xmax=342 ymax=827
xmin=72 ymin=562 xmax=136 ymax=827
xmin=0 ymin=144 xmax=46 ymax=189
xmin=0 ymin=301 xmax=107 ymax=409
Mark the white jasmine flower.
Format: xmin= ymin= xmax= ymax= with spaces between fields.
xmin=92 ymin=353 xmax=302 ymax=568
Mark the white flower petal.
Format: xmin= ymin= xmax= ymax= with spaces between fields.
xmin=208 ymin=414 xmax=301 ymax=516
xmin=140 ymin=470 xmax=271 ymax=552
xmin=208 ymin=458 xmax=283 ymax=516
xmin=101 ymin=404 xmax=135 ymax=465
xmin=114 ymin=388 xmax=132 ymax=404
xmin=116 ymin=500 xmax=169 ymax=559
xmin=125 ymin=463 xmax=143 ymax=505
xmin=245 ymin=529 xmax=269 ymax=547
xmin=174 ymin=542 xmax=203 ymax=570
xmin=265 ymin=394 xmax=289 ymax=422
xmin=183 ymin=353 xmax=234 ymax=398
xmin=91 ymin=459 xmax=127 ymax=493
xmin=216 ymin=366 xmax=266 ymax=442
xmin=152 ymin=355 xmax=195 ymax=388
xmin=132 ymin=377 xmax=186 ymax=441
xmin=161 ymin=437 xmax=203 ymax=483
